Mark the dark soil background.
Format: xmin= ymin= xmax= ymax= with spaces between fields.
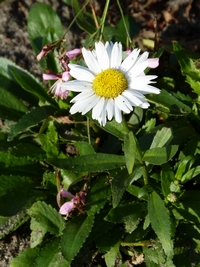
xmin=1 ymin=0 xmax=200 ymax=266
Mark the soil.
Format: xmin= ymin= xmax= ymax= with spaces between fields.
xmin=1 ymin=0 xmax=200 ymax=266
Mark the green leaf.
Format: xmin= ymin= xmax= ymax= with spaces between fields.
xmin=147 ymin=89 xmax=191 ymax=115
xmin=28 ymin=3 xmax=63 ymax=56
xmin=10 ymin=141 xmax=46 ymax=159
xmin=96 ymin=226 xmax=124 ymax=253
xmin=150 ymin=128 xmax=173 ymax=149
xmin=181 ymin=166 xmax=200 ymax=184
xmin=10 ymin=247 xmax=40 ymax=267
xmin=173 ymin=42 xmax=193 ymax=73
xmin=0 ymin=212 xmax=29 ymax=239
xmin=86 ymin=211 xmax=114 ymax=244
xmin=124 ymin=131 xmax=136 ymax=174
xmin=124 ymin=224 xmax=150 ymax=243
xmin=74 ymin=141 xmax=95 ymax=156
xmin=161 ymin=163 xmax=175 ymax=197
xmin=173 ymin=223 xmax=200 ymax=266
xmin=10 ymin=237 xmax=70 ymax=267
xmin=47 ymin=153 xmax=126 ymax=172
xmin=99 ymin=117 xmax=130 ymax=140
xmin=0 ymin=57 xmax=38 ymax=106
xmin=60 ymin=169 xmax=85 ymax=189
xmin=29 ymin=217 xmax=46 ymax=248
xmin=185 ymin=71 xmax=200 ymax=95
xmin=105 ymin=242 xmax=120 ymax=267
xmin=0 ymin=151 xmax=44 ymax=176
xmin=111 ymin=168 xmax=136 ymax=208
xmin=0 ymin=175 xmax=37 ymax=198
xmin=61 ymin=214 xmax=94 ymax=263
xmin=86 ymin=175 xmax=111 ymax=215
xmin=103 ymin=25 xmax=116 ymax=42
xmin=105 ymin=202 xmax=147 ymax=233
xmin=148 ymin=191 xmax=174 ymax=258
xmin=0 ymin=175 xmax=42 ymax=217
xmin=143 ymin=145 xmax=178 ymax=165
xmin=0 ymin=86 xmax=27 ymax=121
xmin=0 ymin=175 xmax=41 ymax=236
xmin=28 ymin=201 xmax=65 ymax=243
xmin=178 ymin=191 xmax=200 ymax=223
xmin=8 ymin=106 xmax=56 ymax=140
xmin=143 ymin=239 xmax=175 ymax=267
xmin=175 ymin=155 xmax=195 ymax=181
xmin=116 ymin=15 xmax=139 ymax=46
xmin=71 ymin=0 xmax=96 ymax=34
xmin=12 ymin=68 xmax=56 ymax=106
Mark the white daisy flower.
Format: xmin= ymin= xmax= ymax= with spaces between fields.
xmin=61 ymin=41 xmax=160 ymax=126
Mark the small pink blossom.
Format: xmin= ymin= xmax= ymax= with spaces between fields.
xmin=147 ymin=58 xmax=159 ymax=68
xmin=43 ymin=70 xmax=70 ymax=99
xmin=58 ymin=188 xmax=86 ymax=218
xmin=66 ymin=48 xmax=81 ymax=60
xmin=37 ymin=39 xmax=63 ymax=61
xmin=59 ymin=199 xmax=75 ymax=216
xmin=126 ymin=49 xmax=131 ymax=55
xmin=37 ymin=49 xmax=46 ymax=61
xmin=60 ymin=188 xmax=74 ymax=198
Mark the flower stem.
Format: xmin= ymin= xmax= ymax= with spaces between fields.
xmin=87 ymin=117 xmax=91 ymax=145
xmin=99 ymin=0 xmax=110 ymax=41
xmin=116 ymin=0 xmax=132 ymax=46
xmin=63 ymin=0 xmax=91 ymax=38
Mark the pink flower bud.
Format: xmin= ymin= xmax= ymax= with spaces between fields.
xmin=66 ymin=48 xmax=81 ymax=60
xmin=59 ymin=200 xmax=75 ymax=216
xmin=147 ymin=58 xmax=159 ymax=68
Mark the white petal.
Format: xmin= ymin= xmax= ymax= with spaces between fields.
xmin=95 ymin=42 xmax=110 ymax=70
xmin=114 ymin=103 xmax=122 ymax=123
xmin=130 ymin=75 xmax=157 ymax=86
xmin=92 ymin=97 xmax=105 ymax=120
xmin=120 ymin=48 xmax=140 ymax=72
xmin=70 ymin=100 xmax=87 ymax=114
xmin=106 ymin=99 xmax=114 ymax=120
xmin=132 ymin=85 xmax=160 ymax=94
xmin=69 ymin=65 xmax=95 ymax=82
xmin=82 ymin=48 xmax=102 ymax=74
xmin=123 ymin=90 xmax=149 ymax=108
xmin=119 ymin=94 xmax=133 ymax=111
xmin=70 ymin=94 xmax=99 ymax=115
xmin=105 ymin=41 xmax=113 ymax=59
xmin=61 ymin=80 xmax=93 ymax=92
xmin=80 ymin=94 xmax=101 ymax=115
xmin=122 ymin=90 xmax=147 ymax=107
xmin=115 ymin=95 xmax=132 ymax=113
xmin=126 ymin=61 xmax=148 ymax=78
xmin=135 ymin=51 xmax=149 ymax=65
xmin=110 ymin=42 xmax=122 ymax=68
xmin=98 ymin=99 xmax=107 ymax=126
xmin=70 ymin=90 xmax=94 ymax=102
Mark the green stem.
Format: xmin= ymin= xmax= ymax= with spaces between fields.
xmin=87 ymin=117 xmax=91 ymax=144
xmin=99 ymin=0 xmax=110 ymax=41
xmin=63 ymin=0 xmax=91 ymax=38
xmin=116 ymin=0 xmax=132 ymax=45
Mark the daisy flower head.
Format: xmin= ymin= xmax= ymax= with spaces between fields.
xmin=61 ymin=41 xmax=160 ymax=126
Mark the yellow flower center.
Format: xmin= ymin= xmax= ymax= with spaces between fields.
xmin=93 ymin=68 xmax=128 ymax=98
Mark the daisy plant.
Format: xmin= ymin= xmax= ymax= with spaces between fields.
xmin=1 ymin=1 xmax=200 ymax=267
